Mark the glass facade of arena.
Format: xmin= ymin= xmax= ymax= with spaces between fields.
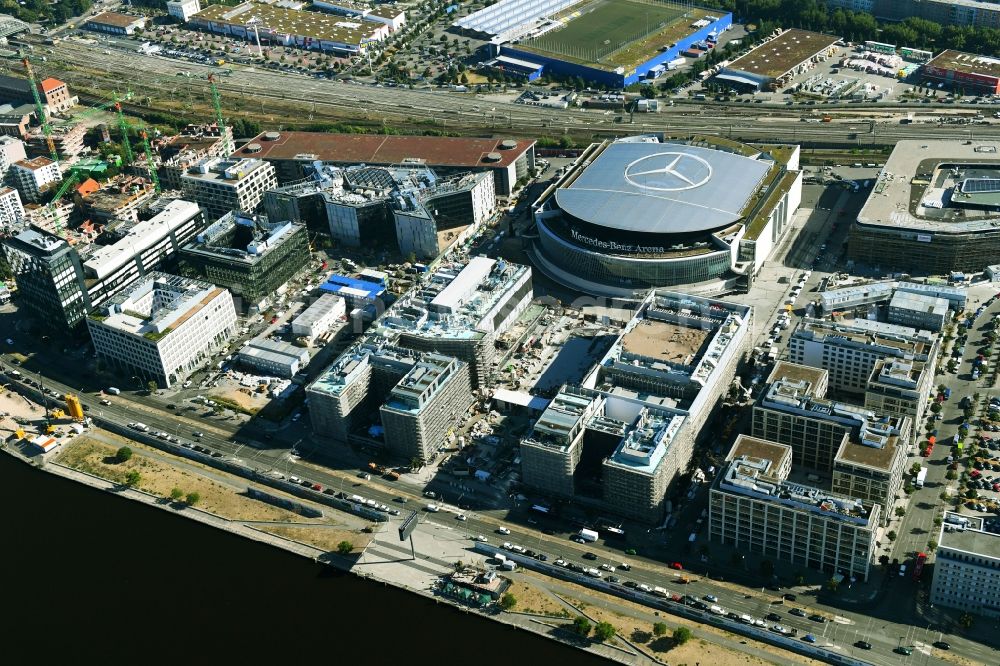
xmin=536 ymin=219 xmax=732 ymax=289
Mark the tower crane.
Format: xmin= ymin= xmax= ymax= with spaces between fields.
xmin=207 ymin=74 xmax=234 ymax=154
xmin=138 ymin=127 xmax=160 ymax=194
xmin=21 ymin=57 xmax=58 ymax=162
xmin=114 ymin=101 xmax=134 ymax=166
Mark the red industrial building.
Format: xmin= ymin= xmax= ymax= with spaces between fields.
xmin=922 ymin=49 xmax=1000 ymax=94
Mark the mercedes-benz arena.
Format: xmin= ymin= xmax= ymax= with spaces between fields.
xmin=530 ymin=138 xmax=803 ymax=296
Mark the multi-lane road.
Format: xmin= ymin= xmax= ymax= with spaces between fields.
xmin=4 ymin=355 xmax=997 ymax=665
xmin=17 ymin=38 xmax=1000 ymax=147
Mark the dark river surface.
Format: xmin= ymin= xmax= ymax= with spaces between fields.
xmin=0 ymin=454 xmax=610 ymax=663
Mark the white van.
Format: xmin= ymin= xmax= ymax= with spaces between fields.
xmin=425 ymin=503 xmax=440 ymax=512
xmin=106 ymin=387 xmax=121 ymax=395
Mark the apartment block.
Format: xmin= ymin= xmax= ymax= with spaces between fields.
xmin=787 ymin=317 xmax=939 ymax=395
xmin=9 ymin=156 xmax=60 ymax=203
xmin=0 ymin=135 xmax=26 ymax=180
xmin=930 ymin=513 xmax=1000 ymax=618
xmin=180 ymin=157 xmax=277 ymax=220
xmin=709 ymin=435 xmax=880 ymax=582
xmin=0 ymin=186 xmax=23 ymax=227
xmin=379 ymin=353 xmax=473 ymax=462
xmin=86 ymin=272 xmax=237 ymax=388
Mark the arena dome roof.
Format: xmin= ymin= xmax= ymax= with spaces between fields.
xmin=554 ymin=142 xmax=771 ymax=234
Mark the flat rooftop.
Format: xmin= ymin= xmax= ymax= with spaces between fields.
xmin=727 ymin=434 xmax=792 ymax=474
xmin=726 ymin=29 xmax=839 ymax=80
xmin=939 ymin=519 xmax=1000 ymax=557
xmin=767 ymin=360 xmax=827 ymax=390
xmin=233 ymin=131 xmax=534 ymax=169
xmin=858 ymin=139 xmax=1000 ymax=233
xmin=605 ymin=408 xmax=684 ymax=475
xmin=96 ymin=272 xmax=221 ymax=337
xmin=620 ymin=318 xmax=711 ymax=365
xmin=926 ymin=49 xmax=1000 ymax=79
xmin=835 ymin=434 xmax=900 ymax=472
xmin=88 ymin=11 xmax=143 ymax=27
xmin=192 ymin=2 xmax=384 ymax=44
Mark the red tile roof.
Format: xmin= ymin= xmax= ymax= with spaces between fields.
xmin=232 ymin=131 xmax=534 ymax=169
xmin=40 ymin=78 xmax=65 ymax=93
xmin=76 ymin=178 xmax=101 ymax=197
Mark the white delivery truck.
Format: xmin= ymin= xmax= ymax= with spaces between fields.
xmin=578 ymin=528 xmax=599 ymax=542
xmin=915 ymin=468 xmax=927 ymax=488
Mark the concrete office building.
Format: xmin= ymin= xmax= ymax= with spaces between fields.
xmin=787 ymin=318 xmax=939 ymax=395
xmin=233 ymin=130 xmax=535 ymax=196
xmin=865 ymin=357 xmax=934 ymax=426
xmin=178 ymin=211 xmax=309 ymax=312
xmin=87 ymin=272 xmax=237 ymax=388
xmin=520 ymin=291 xmax=752 ymax=522
xmin=753 ymin=362 xmax=910 ymax=478
xmin=930 ymin=513 xmax=1000 ymax=618
xmin=0 ymin=186 xmax=23 ymax=227
xmin=2 ymin=198 xmax=207 ymax=331
xmin=519 ymin=387 xmax=602 ymax=499
xmin=1 ymin=229 xmax=88 ymax=331
xmin=180 ymin=157 xmax=277 ymax=220
xmin=393 ymin=171 xmax=496 ymax=260
xmin=372 ymin=256 xmax=532 ymax=387
xmin=283 ymin=164 xmax=495 ymax=258
xmin=307 ymin=343 xmax=422 ymax=443
xmin=850 ymin=140 xmax=1000 ymax=273
xmin=380 ymin=353 xmax=473 ymax=462
xmin=9 ymin=156 xmax=60 ymax=203
xmin=709 ymin=435 xmax=880 ymax=582
xmin=237 ymin=338 xmax=311 ymax=377
xmin=308 ymin=257 xmax=531 ymax=450
xmin=0 ymin=135 xmax=26 ymax=180
xmin=291 ymin=293 xmax=345 ymax=342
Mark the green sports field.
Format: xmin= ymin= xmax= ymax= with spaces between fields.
xmin=517 ymin=0 xmax=709 ymax=70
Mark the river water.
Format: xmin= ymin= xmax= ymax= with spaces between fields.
xmin=1 ymin=454 xmax=610 ymax=663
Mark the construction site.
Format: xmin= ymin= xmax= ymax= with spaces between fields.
xmin=0 ymin=369 xmax=92 ymax=455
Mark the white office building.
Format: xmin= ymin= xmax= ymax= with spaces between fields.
xmin=930 ymin=513 xmax=1000 ymax=618
xmin=181 ymin=157 xmax=277 ymax=220
xmin=291 ymin=293 xmax=345 ymax=341
xmin=9 ymin=156 xmax=60 ymax=203
xmin=167 ymin=0 xmax=201 ymax=22
xmin=87 ymin=272 xmax=237 ymax=388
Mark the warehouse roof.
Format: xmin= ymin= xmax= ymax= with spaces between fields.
xmin=192 ymin=2 xmax=384 ymax=45
xmin=926 ymin=49 xmax=1000 ymax=79
xmin=88 ymin=11 xmax=145 ymax=28
xmin=726 ymin=28 xmax=839 ymax=80
xmin=233 ymin=131 xmax=534 ymax=169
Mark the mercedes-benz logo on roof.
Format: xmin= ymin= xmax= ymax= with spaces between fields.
xmin=624 ymin=152 xmax=713 ymax=192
